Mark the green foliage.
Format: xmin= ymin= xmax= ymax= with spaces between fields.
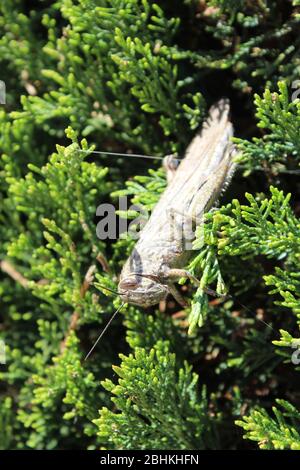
xmin=193 ymin=0 xmax=300 ymax=93
xmin=95 ymin=341 xmax=220 ymax=450
xmin=236 ymin=400 xmax=300 ymax=450
xmin=17 ymin=332 xmax=102 ymax=449
xmin=0 ymin=0 xmax=300 ymax=452
xmin=272 ymin=328 xmax=300 ymax=367
xmin=265 ymin=269 xmax=300 ymax=324
xmin=235 ymin=81 xmax=300 ymax=173
xmin=0 ymin=397 xmax=14 ymax=450
xmin=186 ymin=185 xmax=299 ymax=331
xmin=6 ymin=0 xmax=204 ymax=152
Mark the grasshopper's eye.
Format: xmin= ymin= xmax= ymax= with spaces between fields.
xmin=119 ymin=278 xmax=139 ymax=290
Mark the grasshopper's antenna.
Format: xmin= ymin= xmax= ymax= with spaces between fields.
xmin=77 ymin=149 xmax=179 ymax=161
xmin=238 ymin=165 xmax=300 ymax=176
xmin=204 ymin=287 xmax=277 ymax=334
xmin=231 ymin=294 xmax=276 ymax=332
xmin=84 ymin=302 xmax=125 ymax=361
xmin=96 ymin=284 xmax=124 ymax=296
xmin=77 ymin=149 xmax=182 ymax=164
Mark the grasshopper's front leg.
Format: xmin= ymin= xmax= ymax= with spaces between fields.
xmin=165 ymin=268 xmax=200 ymax=286
xmin=163 ymin=269 xmax=227 ymax=306
xmin=166 ymin=269 xmax=230 ymax=294
xmin=167 ymin=283 xmax=189 ymax=308
xmin=158 ymin=268 xmax=200 ymax=308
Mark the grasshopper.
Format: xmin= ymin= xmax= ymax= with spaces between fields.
xmin=118 ymin=99 xmax=236 ymax=308
xmin=86 ymin=99 xmax=276 ymax=361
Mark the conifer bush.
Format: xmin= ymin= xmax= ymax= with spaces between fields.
xmin=0 ymin=0 xmax=299 ymax=450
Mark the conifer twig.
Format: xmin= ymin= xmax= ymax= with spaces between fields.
xmin=0 ymin=260 xmax=30 ymax=288
xmin=60 ymin=264 xmax=96 ymax=353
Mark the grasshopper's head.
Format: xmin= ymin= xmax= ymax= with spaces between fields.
xmin=118 ymin=274 xmax=168 ymax=307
